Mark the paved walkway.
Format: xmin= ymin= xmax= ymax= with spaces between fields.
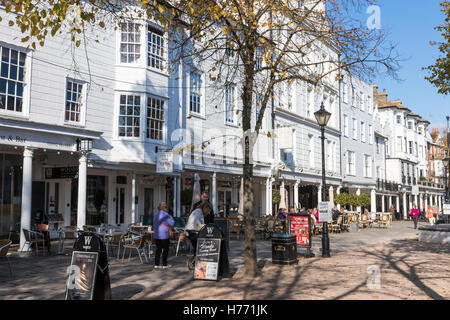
xmin=0 ymin=220 xmax=439 ymax=300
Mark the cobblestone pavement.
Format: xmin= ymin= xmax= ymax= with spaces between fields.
xmin=1 ymin=220 xmax=448 ymax=300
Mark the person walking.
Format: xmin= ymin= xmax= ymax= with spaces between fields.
xmin=411 ymin=204 xmax=420 ymax=229
xmin=153 ymin=202 xmax=175 ymax=269
xmin=192 ymin=190 xmax=215 ymax=223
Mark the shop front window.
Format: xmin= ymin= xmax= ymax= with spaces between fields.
xmin=86 ymin=176 xmax=108 ymax=225
xmin=0 ymin=154 xmax=22 ymax=237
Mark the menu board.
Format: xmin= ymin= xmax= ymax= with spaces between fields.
xmin=289 ymin=215 xmax=310 ymax=246
xmin=194 ymin=238 xmax=221 ymax=281
xmin=65 ymin=251 xmax=99 ymax=300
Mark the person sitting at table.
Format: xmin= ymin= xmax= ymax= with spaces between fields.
xmin=185 ymin=201 xmax=212 ymax=257
xmin=153 ymin=202 xmax=175 ymax=269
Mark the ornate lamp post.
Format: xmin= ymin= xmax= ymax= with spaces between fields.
xmin=314 ymin=102 xmax=332 ymax=258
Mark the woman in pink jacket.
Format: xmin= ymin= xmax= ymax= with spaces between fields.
xmin=410 ymin=204 xmax=420 ymax=229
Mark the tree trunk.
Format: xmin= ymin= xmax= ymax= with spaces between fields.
xmin=241 ymin=43 xmax=259 ymax=277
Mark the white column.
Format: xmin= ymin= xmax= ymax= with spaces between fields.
xmin=77 ymin=152 xmax=88 ymax=231
xmin=19 ymin=147 xmax=34 ymax=252
xmin=419 ymin=194 xmax=423 ymax=212
xmin=356 ymin=188 xmax=361 ymax=213
xmin=173 ymin=176 xmax=177 ymax=217
xmin=371 ymin=189 xmax=377 ymax=213
xmin=329 ymin=186 xmax=334 ymax=206
xmin=131 ymin=172 xmax=136 ymax=223
xmin=408 ymin=194 xmax=412 ymax=212
xmin=294 ymin=181 xmax=299 ymax=210
xmin=403 ymin=192 xmax=408 ymax=219
xmin=396 ymin=196 xmax=400 ymax=214
xmin=317 ymin=184 xmax=322 ymax=204
xmin=279 ymin=180 xmax=286 ymax=209
xmin=381 ymin=195 xmax=385 ymax=212
xmin=438 ymin=195 xmax=442 ymax=213
xmin=212 ymin=172 xmax=217 ymax=216
xmin=336 ymin=186 xmax=342 ymax=210
xmin=425 ymin=194 xmax=428 ymax=210
xmin=266 ymin=177 xmax=271 ymax=215
xmin=388 ymin=196 xmax=392 ymax=209
xmin=177 ymin=176 xmax=181 ymax=217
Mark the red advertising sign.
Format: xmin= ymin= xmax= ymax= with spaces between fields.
xmin=289 ymin=215 xmax=310 ymax=246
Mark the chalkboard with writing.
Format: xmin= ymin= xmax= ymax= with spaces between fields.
xmin=65 ymin=251 xmax=99 ymax=300
xmin=194 ymin=238 xmax=221 ymax=281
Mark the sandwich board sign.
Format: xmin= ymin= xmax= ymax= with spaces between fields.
xmin=65 ymin=251 xmax=99 ymax=300
xmin=444 ymin=204 xmax=450 ymax=215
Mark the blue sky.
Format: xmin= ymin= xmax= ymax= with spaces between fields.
xmin=369 ymin=0 xmax=449 ymax=132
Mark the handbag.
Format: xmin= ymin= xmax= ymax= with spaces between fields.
xmin=157 ymin=215 xmax=174 ymax=239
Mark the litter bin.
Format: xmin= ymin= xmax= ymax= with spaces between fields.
xmin=272 ymin=234 xmax=298 ymax=265
xmin=68 ymin=232 xmax=112 ymax=300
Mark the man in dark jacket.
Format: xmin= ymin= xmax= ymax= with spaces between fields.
xmin=192 ymin=190 xmax=215 ymax=223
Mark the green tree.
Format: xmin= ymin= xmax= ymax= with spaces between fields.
xmin=358 ymin=194 xmax=371 ymax=208
xmin=334 ymin=192 xmax=350 ymax=207
xmin=272 ymin=189 xmax=281 ymax=205
xmin=424 ymin=0 xmax=450 ymax=94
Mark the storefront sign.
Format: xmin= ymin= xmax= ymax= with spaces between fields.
xmin=288 ymin=214 xmax=310 ymax=246
xmin=45 ymin=167 xmax=78 ymax=179
xmin=319 ymin=201 xmax=332 ymax=222
xmin=0 ymin=130 xmax=77 ymax=151
xmin=65 ymin=251 xmax=99 ymax=300
xmin=156 ymin=152 xmax=173 ymax=173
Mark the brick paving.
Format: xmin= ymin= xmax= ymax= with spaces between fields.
xmin=1 ymin=220 xmax=448 ymax=300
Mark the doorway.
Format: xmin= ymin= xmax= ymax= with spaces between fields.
xmin=115 ymin=186 xmax=125 ymax=225
xmin=144 ymin=187 xmax=154 ymax=217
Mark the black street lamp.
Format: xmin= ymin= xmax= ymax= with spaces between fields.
xmin=314 ymin=102 xmax=331 ymax=258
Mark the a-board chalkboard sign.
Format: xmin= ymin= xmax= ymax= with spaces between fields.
xmin=194 ymin=224 xmax=223 ymax=281
xmin=65 ymin=251 xmax=99 ymax=300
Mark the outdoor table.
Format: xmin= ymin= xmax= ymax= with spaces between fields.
xmin=56 ymin=227 xmax=77 ymax=255
xmin=96 ymin=231 xmax=126 ymax=258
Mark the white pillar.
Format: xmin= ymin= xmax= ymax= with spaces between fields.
xmin=425 ymin=194 xmax=428 ymax=210
xmin=177 ymin=176 xmax=181 ymax=217
xmin=279 ymin=180 xmax=286 ymax=209
xmin=403 ymin=192 xmax=408 ymax=219
xmin=294 ymin=181 xmax=299 ymax=210
xmin=329 ymin=186 xmax=334 ymax=206
xmin=396 ymin=196 xmax=400 ymax=214
xmin=212 ymin=172 xmax=217 ymax=216
xmin=371 ymin=189 xmax=377 ymax=213
xmin=381 ymin=195 xmax=385 ymax=213
xmin=388 ymin=196 xmax=392 ymax=208
xmin=438 ymin=195 xmax=442 ymax=213
xmin=318 ymin=184 xmax=322 ymax=204
xmin=173 ymin=176 xmax=177 ymax=217
xmin=419 ymin=194 xmax=423 ymax=212
xmin=131 ymin=172 xmax=136 ymax=223
xmin=19 ymin=147 xmax=34 ymax=252
xmin=77 ymin=152 xmax=88 ymax=231
xmin=356 ymin=188 xmax=361 ymax=213
xmin=408 ymin=194 xmax=412 ymax=213
xmin=336 ymin=186 xmax=342 ymax=210
xmin=266 ymin=177 xmax=271 ymax=215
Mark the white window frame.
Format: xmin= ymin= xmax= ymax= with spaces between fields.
xmin=188 ymin=71 xmax=204 ymax=117
xmin=146 ymin=95 xmax=166 ymax=142
xmin=119 ymin=22 xmax=142 ymax=65
xmin=368 ymin=125 xmax=373 ymax=144
xmin=347 ymin=151 xmax=355 ymax=175
xmin=63 ymin=78 xmax=87 ymax=127
xmin=0 ymin=43 xmax=30 ymax=117
xmin=225 ymin=84 xmax=237 ymax=125
xmin=361 ymin=121 xmax=365 ymax=142
xmin=352 ymin=118 xmax=358 ymax=140
xmin=344 ymin=115 xmax=349 ymax=137
xmin=147 ymin=24 xmax=165 ymax=71
xmin=117 ymin=93 xmax=142 ymax=139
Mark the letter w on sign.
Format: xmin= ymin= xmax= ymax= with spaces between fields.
xmin=207 ymin=227 xmax=213 ymax=234
xmin=84 ymin=236 xmax=92 ymax=246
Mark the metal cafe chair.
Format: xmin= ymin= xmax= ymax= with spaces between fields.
xmin=0 ymin=240 xmax=13 ymax=278
xmin=122 ymin=234 xmax=149 ymax=264
xmin=21 ymin=229 xmax=47 ymax=256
